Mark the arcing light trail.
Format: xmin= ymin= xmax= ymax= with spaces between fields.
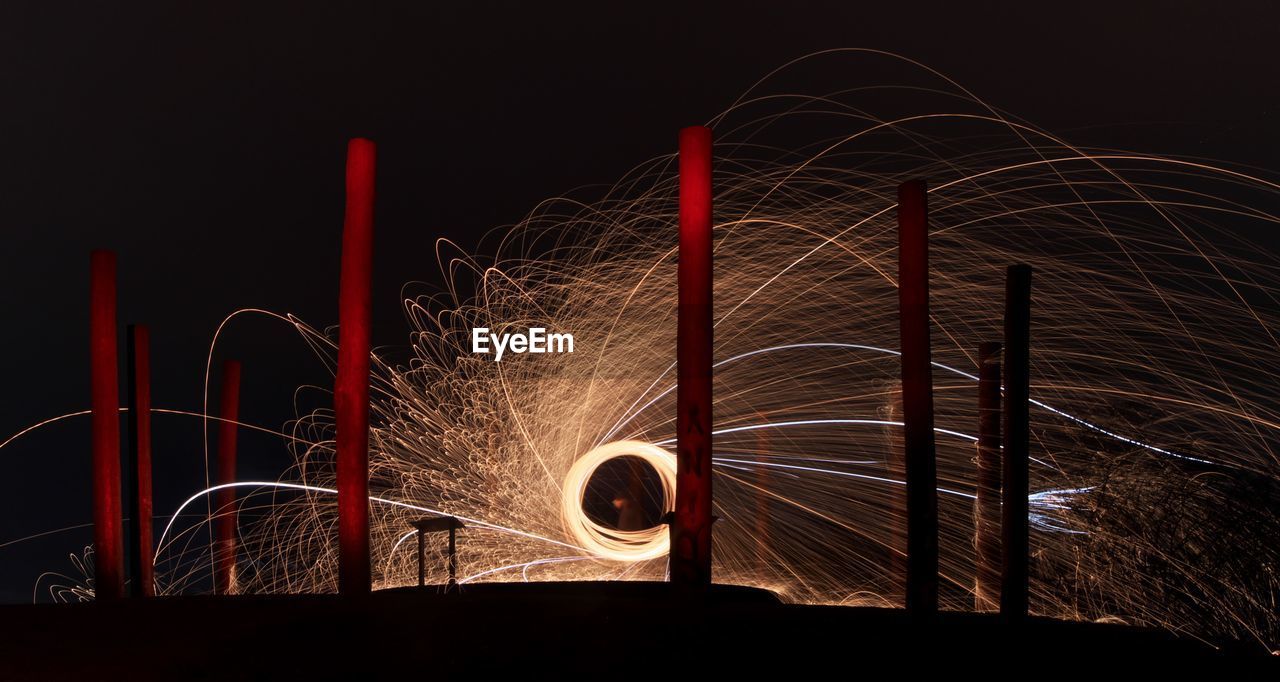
xmin=613 ymin=341 xmax=1211 ymax=464
xmin=154 ymin=481 xmax=589 ymax=575
xmin=5 ymin=50 xmax=1280 ymax=651
xmin=0 ymin=369 xmax=1173 ymax=556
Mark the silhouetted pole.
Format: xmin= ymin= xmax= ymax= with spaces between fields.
xmin=90 ymin=250 xmax=125 ymax=601
xmin=448 ymin=524 xmax=458 ymax=586
xmin=416 ymin=529 xmax=425 ymax=588
xmin=672 ymin=125 xmax=714 ymax=587
xmin=974 ymin=341 xmax=1002 ymax=611
xmin=896 ymin=180 xmax=938 ymax=617
xmin=214 ymin=360 xmax=241 ymax=596
xmin=1001 ymin=264 xmax=1032 ymax=619
xmin=126 ymin=325 xmax=155 ymax=598
xmin=336 ymin=138 xmax=375 ymax=596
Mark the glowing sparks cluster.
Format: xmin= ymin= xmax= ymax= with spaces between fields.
xmin=30 ymin=51 xmax=1280 ymax=650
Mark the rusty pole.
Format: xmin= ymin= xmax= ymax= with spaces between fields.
xmin=214 ymin=360 xmax=241 ymax=596
xmin=897 ymin=180 xmax=938 ymax=617
xmin=336 ymin=138 xmax=375 ymax=596
xmin=90 ymin=250 xmax=125 ymax=601
xmin=974 ymin=341 xmax=1002 ymax=611
xmin=671 ymin=125 xmax=714 ymax=587
xmin=126 ymin=324 xmax=155 ymax=598
xmin=1001 ymin=264 xmax=1032 ymax=619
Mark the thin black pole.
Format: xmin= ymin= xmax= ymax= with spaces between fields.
xmin=448 ymin=525 xmax=457 ymax=586
xmin=897 ymin=180 xmax=938 ymax=617
xmin=975 ymin=341 xmax=1002 ymax=611
xmin=1001 ymin=264 xmax=1032 ymax=619
xmin=416 ymin=528 xmax=425 ymax=588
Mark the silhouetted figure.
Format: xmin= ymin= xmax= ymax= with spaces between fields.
xmin=613 ymin=490 xmax=647 ymax=531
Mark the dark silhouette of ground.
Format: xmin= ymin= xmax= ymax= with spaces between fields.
xmin=0 ymin=582 xmax=1272 ymax=679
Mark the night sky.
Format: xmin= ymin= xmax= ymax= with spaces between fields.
xmin=1 ymin=1 xmax=1276 ymax=601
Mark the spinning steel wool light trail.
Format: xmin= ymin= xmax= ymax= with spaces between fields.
xmin=13 ymin=50 xmax=1280 ymax=650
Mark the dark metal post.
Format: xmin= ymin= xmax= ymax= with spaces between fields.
xmin=214 ymin=360 xmax=241 ymax=596
xmin=974 ymin=341 xmax=1002 ymax=611
xmin=897 ymin=180 xmax=938 ymax=617
xmin=416 ymin=528 xmax=425 ymax=588
xmin=448 ymin=525 xmax=457 ymax=586
xmin=1001 ymin=265 xmax=1032 ymax=619
xmin=126 ymin=325 xmax=155 ymax=598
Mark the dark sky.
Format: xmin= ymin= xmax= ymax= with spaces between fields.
xmin=1 ymin=1 xmax=1276 ymax=600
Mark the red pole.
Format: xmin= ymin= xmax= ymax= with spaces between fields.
xmin=1001 ymin=264 xmax=1032 ymax=619
xmin=214 ymin=360 xmax=241 ymax=596
xmin=90 ymin=250 xmax=125 ymax=601
xmin=126 ymin=325 xmax=155 ymax=598
xmin=974 ymin=341 xmax=1002 ymax=611
xmin=897 ymin=180 xmax=938 ymax=617
xmin=671 ymin=126 xmax=714 ymax=587
xmin=337 ymin=138 xmax=375 ymax=596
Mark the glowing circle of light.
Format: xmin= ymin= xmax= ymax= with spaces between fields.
xmin=560 ymin=440 xmax=677 ymax=562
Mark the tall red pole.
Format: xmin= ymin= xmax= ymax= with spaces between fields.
xmin=1001 ymin=264 xmax=1032 ymax=619
xmin=671 ymin=125 xmax=714 ymax=587
xmin=90 ymin=250 xmax=125 ymax=601
xmin=336 ymin=138 xmax=375 ymax=596
xmin=897 ymin=180 xmax=938 ymax=617
xmin=214 ymin=360 xmax=241 ymax=596
xmin=126 ymin=325 xmax=155 ymax=598
xmin=974 ymin=341 xmax=1002 ymax=611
